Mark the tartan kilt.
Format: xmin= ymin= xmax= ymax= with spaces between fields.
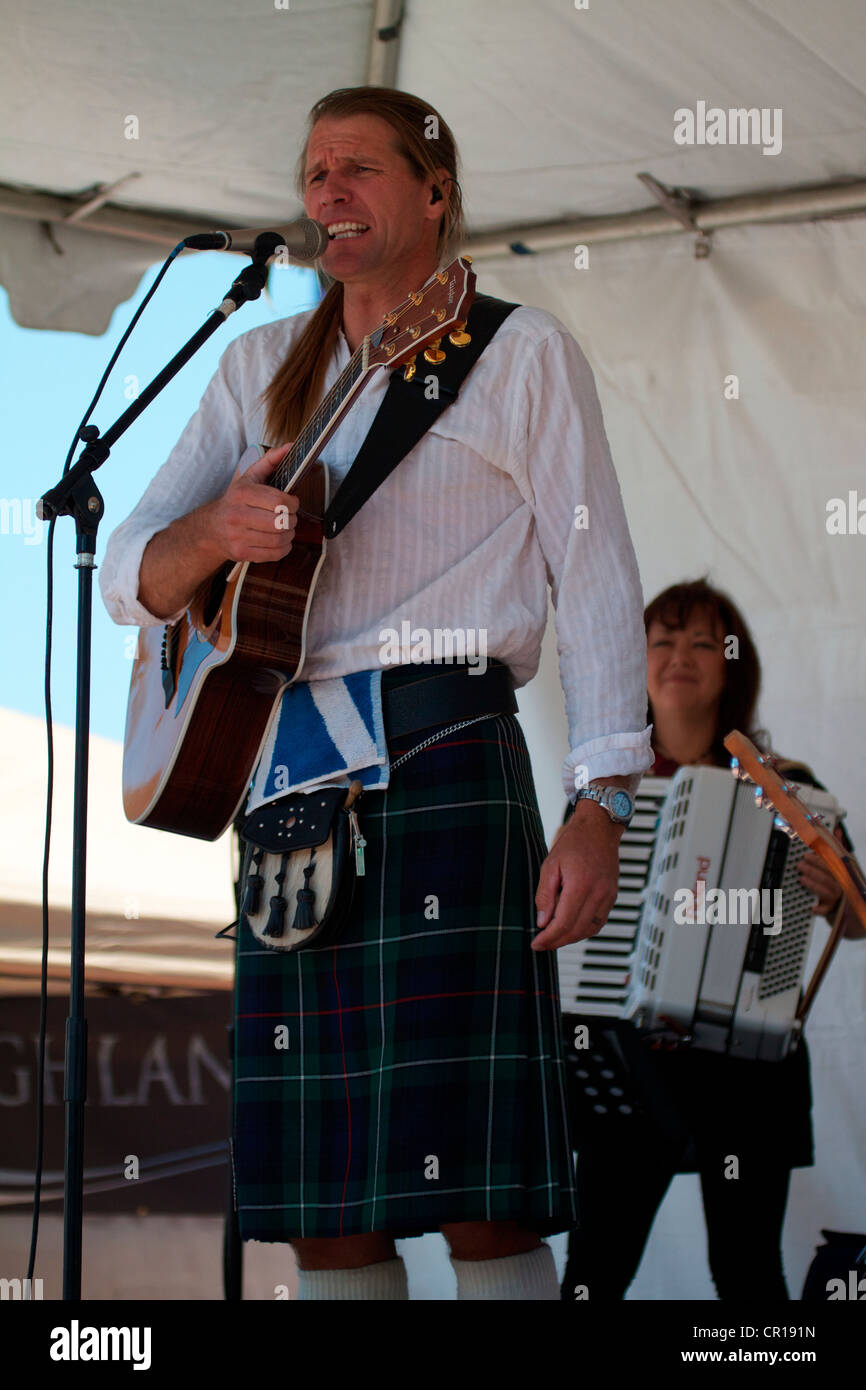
xmin=232 ymin=708 xmax=577 ymax=1242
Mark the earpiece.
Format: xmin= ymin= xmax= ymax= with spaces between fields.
xmin=430 ymin=187 xmax=443 ymax=204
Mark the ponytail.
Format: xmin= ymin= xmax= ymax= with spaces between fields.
xmin=261 ymin=280 xmax=343 ymax=445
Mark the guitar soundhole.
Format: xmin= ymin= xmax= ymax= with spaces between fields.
xmin=201 ymin=565 xmax=230 ymax=627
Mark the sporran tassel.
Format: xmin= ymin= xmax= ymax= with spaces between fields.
xmin=263 ymin=854 xmax=290 ymax=938
xmin=241 ymin=846 xmax=265 ymax=916
xmin=292 ymin=856 xmax=318 ymax=931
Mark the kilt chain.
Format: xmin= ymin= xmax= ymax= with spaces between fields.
xmin=388 ymin=712 xmax=499 ymax=773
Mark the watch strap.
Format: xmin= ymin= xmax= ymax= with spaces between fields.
xmin=574 ymin=783 xmax=634 ymax=824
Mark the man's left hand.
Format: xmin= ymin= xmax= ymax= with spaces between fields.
xmin=533 ymin=803 xmax=622 ymax=951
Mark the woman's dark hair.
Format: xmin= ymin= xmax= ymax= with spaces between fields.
xmin=644 ymin=577 xmax=766 ymax=765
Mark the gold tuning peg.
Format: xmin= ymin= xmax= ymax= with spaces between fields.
xmin=449 ymin=322 xmax=471 ymax=347
xmin=462 ymin=254 xmax=473 ymax=264
xmin=424 ymin=338 xmax=446 ymax=364
xmin=403 ymin=355 xmax=417 ymax=381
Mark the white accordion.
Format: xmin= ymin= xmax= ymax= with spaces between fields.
xmin=558 ymin=766 xmax=839 ymax=1061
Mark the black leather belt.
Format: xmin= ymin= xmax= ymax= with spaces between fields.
xmin=382 ymin=661 xmax=517 ymax=740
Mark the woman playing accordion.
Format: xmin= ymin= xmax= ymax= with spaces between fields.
xmin=559 ymin=578 xmax=864 ymax=1302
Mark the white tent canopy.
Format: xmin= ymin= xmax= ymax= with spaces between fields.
xmin=0 ymin=710 xmax=235 ymax=991
xmin=2 ymin=0 xmax=866 ymax=331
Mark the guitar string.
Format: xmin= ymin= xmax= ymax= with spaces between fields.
xmin=273 ymin=343 xmax=366 ymax=490
xmin=273 ymin=276 xmax=453 ymax=489
xmin=273 ymin=345 xmax=364 ymax=491
xmin=284 ymin=329 xmax=417 ymax=485
xmin=273 ymin=305 xmax=415 ymax=493
xmin=271 ymin=274 xmax=457 ymax=493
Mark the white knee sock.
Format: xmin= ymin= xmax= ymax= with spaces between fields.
xmin=295 ymin=1256 xmax=409 ymax=1300
xmin=450 ymin=1244 xmax=559 ymax=1300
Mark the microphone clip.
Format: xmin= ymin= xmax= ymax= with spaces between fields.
xmin=250 ymin=231 xmax=286 ymax=262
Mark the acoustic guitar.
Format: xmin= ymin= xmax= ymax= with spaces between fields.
xmin=122 ymin=257 xmax=475 ymax=839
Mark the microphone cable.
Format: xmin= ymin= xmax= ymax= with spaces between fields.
xmin=27 ymin=242 xmax=186 ymax=1291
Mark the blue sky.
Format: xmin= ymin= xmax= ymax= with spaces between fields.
xmin=0 ymin=254 xmax=319 ymax=743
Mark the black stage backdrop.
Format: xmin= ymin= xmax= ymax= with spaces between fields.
xmin=1 ymin=991 xmax=233 ymax=1215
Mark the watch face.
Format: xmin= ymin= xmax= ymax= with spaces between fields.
xmin=610 ymin=790 xmax=633 ymax=819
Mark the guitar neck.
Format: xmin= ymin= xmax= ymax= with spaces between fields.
xmin=272 ymin=338 xmax=379 ymax=495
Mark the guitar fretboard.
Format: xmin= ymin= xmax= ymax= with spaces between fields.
xmin=273 ymin=339 xmax=373 ymax=493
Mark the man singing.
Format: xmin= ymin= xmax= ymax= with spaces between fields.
xmin=100 ymin=85 xmax=652 ymax=1300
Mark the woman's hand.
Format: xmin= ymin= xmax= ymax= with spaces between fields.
xmin=798 ymin=824 xmax=848 ymax=918
xmin=798 ymin=849 xmax=843 ymax=918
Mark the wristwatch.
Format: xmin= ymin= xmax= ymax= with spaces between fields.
xmin=574 ymin=782 xmax=635 ymax=826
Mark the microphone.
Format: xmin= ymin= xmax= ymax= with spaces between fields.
xmin=182 ymin=217 xmax=329 ymax=261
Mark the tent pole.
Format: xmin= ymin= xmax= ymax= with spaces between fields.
xmin=465 ymin=179 xmax=866 ymax=258
xmin=1 ymin=176 xmax=865 ymax=261
xmin=366 ymin=0 xmax=405 ymax=88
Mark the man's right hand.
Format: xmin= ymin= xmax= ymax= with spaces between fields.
xmin=137 ymin=442 xmax=300 ymax=620
xmin=205 ymin=442 xmax=299 ymax=563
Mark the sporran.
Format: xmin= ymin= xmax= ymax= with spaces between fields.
xmin=237 ymin=780 xmax=365 ymax=952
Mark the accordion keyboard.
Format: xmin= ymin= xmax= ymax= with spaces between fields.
xmin=556 ymin=779 xmax=672 ymax=1016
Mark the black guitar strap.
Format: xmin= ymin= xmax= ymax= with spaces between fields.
xmin=322 ymin=293 xmax=520 ymax=539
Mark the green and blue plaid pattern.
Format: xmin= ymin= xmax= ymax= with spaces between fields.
xmin=233 ymin=710 xmax=577 ymax=1241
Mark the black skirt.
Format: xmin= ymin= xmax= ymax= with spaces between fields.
xmin=563 ymin=1012 xmax=814 ymax=1171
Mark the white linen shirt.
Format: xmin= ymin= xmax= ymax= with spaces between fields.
xmin=99 ymin=303 xmax=653 ymax=800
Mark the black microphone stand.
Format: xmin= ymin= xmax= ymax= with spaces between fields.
xmin=37 ymin=244 xmax=275 ymax=1301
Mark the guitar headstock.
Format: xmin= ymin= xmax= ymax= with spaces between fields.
xmin=366 ymin=256 xmax=476 ymax=373
xmin=724 ymin=730 xmax=835 ymax=848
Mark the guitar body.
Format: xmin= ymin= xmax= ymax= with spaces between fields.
xmin=122 ymin=461 xmax=328 ymax=840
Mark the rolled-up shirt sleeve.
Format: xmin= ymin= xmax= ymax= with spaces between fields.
xmin=99 ymin=339 xmax=247 ymax=627
xmin=515 ymin=327 xmax=653 ymax=801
